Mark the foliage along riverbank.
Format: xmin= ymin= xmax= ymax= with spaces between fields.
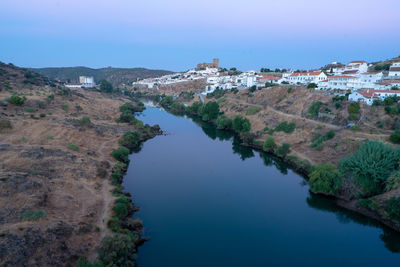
xmin=158 ymin=95 xmax=400 ymax=233
xmin=78 ymin=101 xmax=162 ymax=267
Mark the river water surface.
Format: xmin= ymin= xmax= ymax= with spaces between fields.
xmin=123 ymin=107 xmax=400 ymax=266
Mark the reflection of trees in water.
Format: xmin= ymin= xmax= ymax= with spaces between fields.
xmin=232 ymin=135 xmax=254 ymax=161
xmin=259 ymin=151 xmax=289 ymax=175
xmin=307 ymin=193 xmax=400 ymax=252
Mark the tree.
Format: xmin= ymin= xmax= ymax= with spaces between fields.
xmin=390 ymin=132 xmax=400 ymax=144
xmin=119 ymin=131 xmax=141 ymax=150
xmin=8 ymin=95 xmax=26 ymax=106
xmin=111 ymin=146 xmax=130 ymax=163
xmin=216 ymin=115 xmax=232 ymax=129
xmin=100 ymin=80 xmax=113 ymax=93
xmin=201 ymin=101 xmax=219 ymax=121
xmin=233 ymin=115 xmax=251 ymax=133
xmin=99 ymin=234 xmax=136 ymax=266
xmin=275 ymin=143 xmax=290 ymax=157
xmin=309 ymin=163 xmax=342 ymax=194
xmin=307 ymin=83 xmax=317 ymax=89
xmin=249 ymin=85 xmax=257 ymax=92
xmin=263 ymin=136 xmax=275 ymax=151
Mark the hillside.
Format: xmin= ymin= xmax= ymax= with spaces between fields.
xmin=31 ymin=66 xmax=173 ymax=87
xmin=368 ymin=55 xmax=400 ymax=72
xmin=0 ymin=62 xmax=160 ymax=266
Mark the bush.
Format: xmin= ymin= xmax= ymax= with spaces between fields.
xmin=76 ymin=257 xmax=104 ymax=267
xmin=348 ymin=113 xmax=358 ymax=121
xmin=307 ymin=101 xmax=322 ymax=117
xmin=245 ymin=106 xmax=261 ymax=115
xmin=113 ymin=202 xmax=129 ymax=218
xmin=307 ymin=83 xmax=317 ymax=89
xmin=62 ymin=104 xmax=69 ymax=112
xmin=74 ymin=116 xmax=91 ymax=127
xmin=385 ymin=171 xmax=400 ymax=191
xmin=112 ymin=146 xmax=130 ymax=163
xmin=339 ymin=141 xmax=400 ymax=197
xmin=160 ymin=96 xmax=173 ymax=108
xmin=309 ymin=163 xmax=342 ymax=195
xmin=349 ymin=125 xmax=360 ymax=131
xmin=119 ymin=111 xmax=134 ymax=123
xmin=67 ymin=144 xmax=79 ymax=151
xmin=233 ymin=115 xmax=251 ymax=133
xmin=0 ymin=119 xmax=12 ymax=130
xmin=390 ymin=132 xmax=400 ymax=144
xmin=275 ymin=143 xmax=290 ymax=158
xmin=348 ymin=102 xmax=360 ymax=114
xmin=99 ymin=234 xmax=136 ymax=266
xmin=24 ymin=107 xmax=36 ymax=113
xmin=48 ymin=94 xmax=54 ymax=101
xmin=119 ymin=131 xmax=141 ymax=150
xmin=310 ymin=130 xmax=335 ymax=150
xmin=8 ymin=95 xmax=26 ymax=106
xmin=385 ymin=197 xmax=400 ymax=221
xmin=39 ymin=113 xmax=46 ymax=118
xmin=188 ymin=101 xmax=203 ymax=114
xmin=263 ymin=136 xmax=275 ymax=151
xmin=22 ymin=210 xmax=46 ymax=221
xmin=275 ymin=121 xmax=296 ymax=134
xmin=216 ymin=115 xmax=232 ymax=129
xmin=100 ymin=80 xmax=113 ymax=93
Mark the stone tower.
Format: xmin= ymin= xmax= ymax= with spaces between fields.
xmin=213 ymin=58 xmax=219 ymax=68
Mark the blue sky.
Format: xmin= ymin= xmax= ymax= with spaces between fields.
xmin=0 ymin=0 xmax=399 ymax=71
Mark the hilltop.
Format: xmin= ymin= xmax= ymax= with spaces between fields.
xmin=31 ymin=66 xmax=173 ymax=87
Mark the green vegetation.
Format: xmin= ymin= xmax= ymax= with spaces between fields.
xmin=233 ymin=115 xmax=251 ymax=133
xmin=275 ymin=143 xmax=290 ymax=158
xmin=216 ymin=115 xmax=232 ymax=130
xmin=384 ymin=197 xmax=400 ymax=221
xmin=48 ymin=94 xmax=54 ymax=101
xmin=24 ymin=107 xmax=36 ymax=113
xmin=287 ymin=87 xmax=293 ymax=93
xmin=112 ymin=146 xmax=130 ymax=164
xmin=119 ymin=131 xmax=141 ymax=151
xmin=245 ymin=106 xmax=261 ymax=115
xmin=45 ymin=135 xmax=54 ymax=140
xmin=340 ymin=141 xmax=400 ymax=197
xmin=8 ymin=95 xmax=26 ymax=106
xmin=385 ymin=171 xmax=400 ymax=191
xmin=0 ymin=119 xmax=12 ymax=130
xmin=160 ymin=95 xmax=174 ymax=108
xmin=348 ymin=102 xmax=360 ymax=121
xmin=22 ymin=210 xmax=46 ymax=221
xmin=374 ymin=64 xmax=391 ymax=71
xmin=67 ymin=143 xmax=79 ymax=151
xmin=100 ymin=80 xmax=113 ymax=93
xmin=274 ymin=121 xmax=296 ymax=134
xmin=309 ymin=163 xmax=342 ymax=194
xmin=73 ymin=116 xmax=91 ymax=127
xmin=62 ymin=104 xmax=69 ymax=112
xmin=307 ymin=101 xmax=323 ymax=117
xmin=39 ymin=113 xmax=46 ymax=118
xmin=349 ymin=125 xmax=361 ymax=131
xmin=200 ymin=101 xmax=219 ymax=121
xmin=307 ymin=83 xmax=317 ymax=89
xmin=99 ymin=234 xmax=136 ymax=266
xmin=390 ymin=132 xmax=400 ymax=144
xmin=310 ymin=130 xmax=335 ymax=150
xmin=76 ymin=257 xmax=104 ymax=267
xmin=263 ymin=136 xmax=275 ymax=151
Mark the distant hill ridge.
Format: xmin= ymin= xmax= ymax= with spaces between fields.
xmin=31 ymin=66 xmax=173 ymax=87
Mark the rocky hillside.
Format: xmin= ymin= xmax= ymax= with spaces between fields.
xmin=0 ymin=62 xmax=159 ymax=266
xmin=31 ymin=66 xmax=173 ymax=87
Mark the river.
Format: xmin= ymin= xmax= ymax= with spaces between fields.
xmin=123 ymin=107 xmax=400 ymax=266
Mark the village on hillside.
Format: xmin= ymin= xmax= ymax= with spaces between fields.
xmin=132 ymin=58 xmax=400 ymax=105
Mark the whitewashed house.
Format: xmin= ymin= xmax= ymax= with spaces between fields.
xmin=287 ymin=72 xmax=327 ymax=85
xmin=326 ymin=75 xmax=358 ymax=90
xmin=389 ymin=61 xmax=400 ymax=77
xmin=349 ymin=89 xmax=400 ymax=105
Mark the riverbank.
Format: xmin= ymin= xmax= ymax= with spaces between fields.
xmin=153 ymin=91 xmax=400 ymax=234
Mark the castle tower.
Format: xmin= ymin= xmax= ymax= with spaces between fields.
xmin=213 ymin=58 xmax=219 ymax=68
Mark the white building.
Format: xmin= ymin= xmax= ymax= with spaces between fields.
xmin=349 ymin=89 xmax=400 ymax=105
xmin=389 ymin=61 xmax=400 ymax=77
xmin=287 ymin=72 xmax=327 ymax=85
xmin=79 ymin=76 xmax=95 ymax=88
xmin=325 ymin=75 xmax=358 ymax=90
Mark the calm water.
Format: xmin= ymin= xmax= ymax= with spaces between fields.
xmin=123 ymin=107 xmax=400 ymax=266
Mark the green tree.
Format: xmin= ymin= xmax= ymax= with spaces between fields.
xmin=263 ymin=136 xmax=275 ymax=151
xmin=111 ymin=146 xmax=130 ymax=163
xmin=307 ymin=83 xmax=317 ymax=89
xmin=216 ymin=115 xmax=232 ymax=129
xmin=100 ymin=80 xmax=113 ymax=93
xmin=119 ymin=131 xmax=141 ymax=150
xmin=275 ymin=143 xmax=290 ymax=157
xmin=8 ymin=95 xmax=26 ymax=106
xmin=99 ymin=234 xmax=136 ymax=266
xmin=233 ymin=115 xmax=251 ymax=133
xmin=201 ymin=101 xmax=219 ymax=120
xmin=309 ymin=163 xmax=342 ymax=194
xmin=390 ymin=132 xmax=400 ymax=144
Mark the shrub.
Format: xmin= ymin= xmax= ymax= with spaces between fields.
xmin=62 ymin=104 xmax=69 ymax=112
xmin=245 ymin=106 xmax=261 ymax=115
xmin=287 ymin=87 xmax=293 ymax=93
xmin=310 ymin=130 xmax=335 ymax=150
xmin=48 ymin=94 xmax=54 ymax=101
xmin=348 ymin=113 xmax=358 ymax=121
xmin=8 ymin=95 xmax=26 ymax=106
xmin=275 ymin=121 xmax=296 ymax=134
xmin=309 ymin=163 xmax=342 ymax=195
xmin=24 ymin=107 xmax=36 ymax=113
xmin=233 ymin=115 xmax=251 ymax=133
xmin=385 ymin=171 xmax=400 ymax=191
xmin=100 ymin=80 xmax=113 ymax=93
xmin=385 ymin=197 xmax=400 ymax=221
xmin=45 ymin=135 xmax=54 ymax=139
xmin=390 ymin=131 xmax=400 ymax=144
xmin=263 ymin=136 xmax=275 ymax=151
xmin=119 ymin=131 xmax=141 ymax=150
xmin=372 ymin=99 xmax=383 ymax=106
xmin=73 ymin=116 xmax=91 ymax=127
xmin=307 ymin=83 xmax=317 ymax=89
xmin=307 ymin=101 xmax=322 ymax=117
xmin=119 ymin=111 xmax=134 ymax=123
xmin=349 ymin=125 xmax=360 ymax=131
xmin=339 ymin=141 xmax=400 ymax=197
xmin=188 ymin=101 xmax=203 ymax=114
xmin=99 ymin=234 xmax=136 ymax=266
xmin=39 ymin=113 xmax=46 ymax=118
xmin=160 ymin=96 xmax=173 ymax=108
xmin=275 ymin=143 xmax=290 ymax=158
xmin=22 ymin=210 xmax=46 ymax=221
xmin=348 ymin=102 xmax=360 ymax=114
xmin=216 ymin=115 xmax=232 ymax=129
xmin=67 ymin=144 xmax=79 ymax=151
xmin=113 ymin=202 xmax=129 ymax=218
xmin=112 ymin=146 xmax=130 ymax=163
xmin=0 ymin=119 xmax=12 ymax=130
xmin=76 ymin=257 xmax=104 ymax=267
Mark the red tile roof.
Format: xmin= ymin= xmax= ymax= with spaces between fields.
xmin=289 ymin=72 xmax=322 ymax=77
xmin=328 ymin=75 xmax=356 ymax=79
xmin=261 ymin=75 xmax=281 ymax=80
xmin=350 ymin=60 xmax=367 ymax=64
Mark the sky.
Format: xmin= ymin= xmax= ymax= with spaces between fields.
xmin=0 ymin=0 xmax=399 ymax=72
